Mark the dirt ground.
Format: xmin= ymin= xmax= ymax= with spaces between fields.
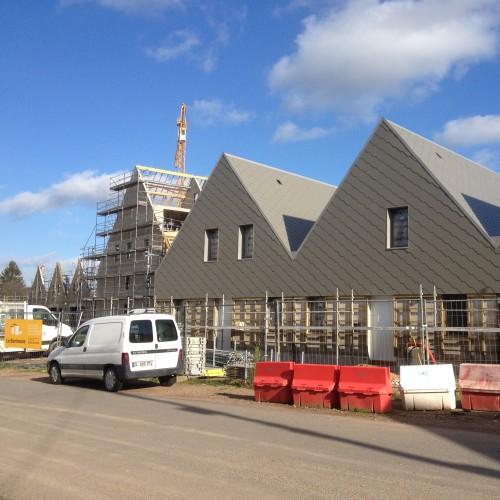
xmin=1 ymin=360 xmax=498 ymax=435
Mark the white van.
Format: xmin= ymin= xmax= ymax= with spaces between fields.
xmin=46 ymin=313 xmax=183 ymax=392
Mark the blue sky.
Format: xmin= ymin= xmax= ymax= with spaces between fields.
xmin=2 ymin=0 xmax=500 ymax=285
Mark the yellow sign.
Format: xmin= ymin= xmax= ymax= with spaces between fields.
xmin=4 ymin=319 xmax=43 ymax=349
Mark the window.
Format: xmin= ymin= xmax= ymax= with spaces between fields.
xmin=32 ymin=308 xmax=58 ymax=326
xmin=129 ymin=320 xmax=153 ymax=343
xmin=239 ymin=224 xmax=254 ymax=259
xmin=388 ymin=207 xmax=408 ymax=248
xmin=70 ymin=325 xmax=89 ymax=348
xmin=205 ymin=229 xmax=219 ymax=262
xmin=156 ymin=319 xmax=178 ymax=342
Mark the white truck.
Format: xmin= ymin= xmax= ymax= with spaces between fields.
xmin=0 ymin=300 xmax=73 ymax=356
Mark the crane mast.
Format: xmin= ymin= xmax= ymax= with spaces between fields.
xmin=174 ymin=103 xmax=187 ymax=173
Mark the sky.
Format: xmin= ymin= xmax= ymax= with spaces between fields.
xmin=2 ymin=0 xmax=500 ymax=286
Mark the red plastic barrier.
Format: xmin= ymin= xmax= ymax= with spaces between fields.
xmin=338 ymin=366 xmax=393 ymax=413
xmin=292 ymin=364 xmax=340 ymax=409
xmin=253 ymin=361 xmax=294 ymax=404
xmin=459 ymin=364 xmax=500 ymax=412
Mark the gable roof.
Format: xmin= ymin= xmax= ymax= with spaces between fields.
xmin=68 ymin=260 xmax=90 ymax=299
xmin=387 ymin=120 xmax=500 ymax=247
xmin=155 ymin=153 xmax=336 ymax=299
xmin=29 ymin=266 xmax=46 ymax=303
xmin=156 ymin=119 xmax=500 ymax=300
xmin=226 ymin=154 xmax=336 ymax=256
xmin=293 ymin=118 xmax=500 ymax=296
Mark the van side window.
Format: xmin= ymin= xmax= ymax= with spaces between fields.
xmin=70 ymin=325 xmax=89 ymax=348
xmin=129 ymin=320 xmax=153 ymax=343
xmin=156 ymin=320 xmax=178 ymax=342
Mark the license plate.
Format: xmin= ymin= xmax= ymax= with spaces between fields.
xmin=132 ymin=360 xmax=153 ymax=368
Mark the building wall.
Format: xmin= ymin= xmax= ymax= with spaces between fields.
xmin=155 ymin=155 xmax=310 ymax=300
xmin=294 ymin=120 xmax=500 ymax=296
xmin=155 ymin=121 xmax=500 ymax=303
xmin=95 ymin=179 xmax=162 ymax=308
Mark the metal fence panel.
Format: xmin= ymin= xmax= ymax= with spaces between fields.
xmin=2 ymin=298 xmax=498 ymax=378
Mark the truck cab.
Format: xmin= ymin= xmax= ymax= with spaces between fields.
xmin=27 ymin=305 xmax=74 ymax=351
xmin=0 ymin=301 xmax=73 ymax=353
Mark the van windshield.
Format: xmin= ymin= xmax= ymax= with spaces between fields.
xmin=156 ymin=320 xmax=178 ymax=342
xmin=129 ymin=320 xmax=153 ymax=343
xmin=32 ymin=308 xmax=58 ymax=326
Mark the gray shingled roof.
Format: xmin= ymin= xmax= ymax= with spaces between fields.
xmin=225 ymin=154 xmax=336 ymax=256
xmin=387 ymin=120 xmax=500 ymax=246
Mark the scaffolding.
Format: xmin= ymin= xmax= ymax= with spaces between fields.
xmin=81 ymin=165 xmax=207 ymax=312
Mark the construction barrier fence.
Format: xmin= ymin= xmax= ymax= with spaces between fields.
xmin=2 ymin=293 xmax=499 ymax=381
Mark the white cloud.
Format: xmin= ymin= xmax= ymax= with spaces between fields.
xmin=59 ymin=0 xmax=183 ymax=17
xmin=144 ymin=5 xmax=246 ymax=72
xmin=145 ymin=30 xmax=218 ymax=73
xmin=191 ymin=99 xmax=255 ymax=126
xmin=0 ymin=170 xmax=114 ymax=219
xmin=200 ymin=53 xmax=217 ymax=73
xmin=472 ymin=148 xmax=498 ymax=168
xmin=145 ymin=30 xmax=201 ymax=62
xmin=273 ymin=121 xmax=331 ymax=143
xmin=434 ymin=115 xmax=500 ymax=147
xmin=268 ymin=0 xmax=500 ymax=122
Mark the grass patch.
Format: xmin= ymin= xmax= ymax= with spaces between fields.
xmin=351 ymin=407 xmax=371 ymax=413
xmin=0 ymin=361 xmax=46 ymax=373
xmin=185 ymin=377 xmax=252 ymax=388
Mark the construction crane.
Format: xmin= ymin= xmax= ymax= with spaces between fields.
xmin=174 ymin=103 xmax=187 ymax=173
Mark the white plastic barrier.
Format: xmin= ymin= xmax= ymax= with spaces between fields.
xmin=399 ymin=364 xmax=456 ymax=410
xmin=184 ymin=337 xmax=206 ymax=376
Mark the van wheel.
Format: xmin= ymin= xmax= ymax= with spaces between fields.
xmin=159 ymin=375 xmax=177 ymax=387
xmin=104 ymin=367 xmax=123 ymax=392
xmin=49 ymin=363 xmax=63 ymax=385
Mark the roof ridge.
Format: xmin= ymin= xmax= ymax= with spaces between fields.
xmin=384 ymin=119 xmax=500 ymax=176
xmin=224 ymin=154 xmax=336 ymax=256
xmin=385 ymin=119 xmax=500 ymax=244
xmin=223 ymin=153 xmax=336 ymax=188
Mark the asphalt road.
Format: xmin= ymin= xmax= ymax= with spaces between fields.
xmin=0 ymin=377 xmax=499 ymax=500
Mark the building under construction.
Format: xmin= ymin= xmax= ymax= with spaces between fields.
xmin=28 ymin=165 xmax=207 ymax=315
xmin=28 ymin=104 xmax=207 ymax=314
xmin=26 ymin=115 xmax=500 ymax=371
xmin=77 ymin=104 xmax=206 ymax=312
xmin=80 ymin=165 xmax=207 ymax=312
